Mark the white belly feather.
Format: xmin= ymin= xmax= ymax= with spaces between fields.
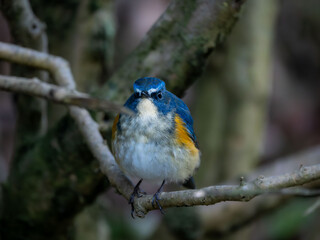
xmin=112 ymin=99 xmax=199 ymax=183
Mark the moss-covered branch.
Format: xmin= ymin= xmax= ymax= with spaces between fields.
xmin=97 ymin=0 xmax=247 ymax=101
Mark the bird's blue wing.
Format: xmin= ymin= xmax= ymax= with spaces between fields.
xmin=166 ymin=91 xmax=199 ymax=148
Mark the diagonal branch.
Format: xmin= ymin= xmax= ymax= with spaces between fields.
xmin=0 ymin=75 xmax=133 ymax=115
xmin=97 ymin=0 xmax=247 ymax=101
xmin=0 ymin=41 xmax=135 ymax=200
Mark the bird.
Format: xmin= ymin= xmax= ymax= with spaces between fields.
xmin=111 ymin=77 xmax=200 ymax=217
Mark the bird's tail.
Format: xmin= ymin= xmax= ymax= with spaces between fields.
xmin=182 ymin=176 xmax=196 ymax=189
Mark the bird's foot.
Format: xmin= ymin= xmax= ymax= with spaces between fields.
xmin=151 ymin=180 xmax=166 ymax=214
xmin=129 ymin=179 xmax=144 ymax=218
xmin=152 ymin=192 xmax=165 ymax=214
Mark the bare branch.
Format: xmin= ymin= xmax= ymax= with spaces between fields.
xmin=0 ymin=75 xmax=133 ymax=115
xmin=201 ymin=145 xmax=320 ymax=236
xmin=0 ymin=42 xmax=74 ymax=87
xmin=132 ymin=164 xmax=320 ymax=217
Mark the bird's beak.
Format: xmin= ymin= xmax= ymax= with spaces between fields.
xmin=141 ymin=91 xmax=149 ymax=98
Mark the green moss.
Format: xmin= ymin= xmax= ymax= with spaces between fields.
xmin=1 ymin=116 xmax=108 ymax=240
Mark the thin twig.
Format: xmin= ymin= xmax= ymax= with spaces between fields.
xmin=0 ymin=75 xmax=133 ymax=115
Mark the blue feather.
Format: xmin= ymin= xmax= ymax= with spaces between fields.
xmin=134 ymin=77 xmax=165 ymax=93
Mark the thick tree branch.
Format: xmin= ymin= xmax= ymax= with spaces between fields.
xmin=0 ymin=75 xmax=132 ymax=114
xmin=97 ymin=0 xmax=247 ymax=101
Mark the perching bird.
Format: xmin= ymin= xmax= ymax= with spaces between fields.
xmin=112 ymin=77 xmax=200 ymax=217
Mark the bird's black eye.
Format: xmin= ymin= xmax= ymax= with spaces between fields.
xmin=157 ymin=92 xmax=163 ymax=99
xmin=134 ymin=92 xmax=141 ymax=98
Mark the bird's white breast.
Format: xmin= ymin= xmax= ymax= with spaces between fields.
xmin=112 ymin=99 xmax=199 ymax=183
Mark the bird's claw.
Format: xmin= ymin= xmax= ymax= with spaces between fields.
xmin=152 ymin=191 xmax=165 ymax=214
xmin=129 ymin=179 xmax=144 ymax=218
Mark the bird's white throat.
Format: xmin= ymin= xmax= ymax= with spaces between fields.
xmin=137 ymin=99 xmax=158 ymax=119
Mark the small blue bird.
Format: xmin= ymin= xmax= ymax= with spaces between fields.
xmin=112 ymin=77 xmax=200 ymax=216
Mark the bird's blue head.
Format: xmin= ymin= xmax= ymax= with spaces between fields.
xmin=133 ymin=77 xmax=166 ymax=96
xmin=123 ymin=77 xmax=170 ymax=115
xmin=124 ymin=77 xmax=190 ymax=118
xmin=125 ymin=77 xmax=169 ymax=112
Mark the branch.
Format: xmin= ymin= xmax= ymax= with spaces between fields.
xmin=132 ymin=164 xmax=320 ymax=217
xmin=201 ymin=145 xmax=320 ymax=236
xmin=0 ymin=41 xmax=73 ymax=87
xmin=0 ymin=41 xmax=134 ymax=200
xmin=1 ymin=0 xmax=50 ymax=135
xmin=0 ymin=0 xmax=47 ymax=50
xmin=97 ymin=0 xmax=247 ymax=101
xmin=0 ymin=75 xmax=132 ymax=115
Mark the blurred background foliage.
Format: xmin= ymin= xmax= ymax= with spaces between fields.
xmin=0 ymin=0 xmax=320 ymax=239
